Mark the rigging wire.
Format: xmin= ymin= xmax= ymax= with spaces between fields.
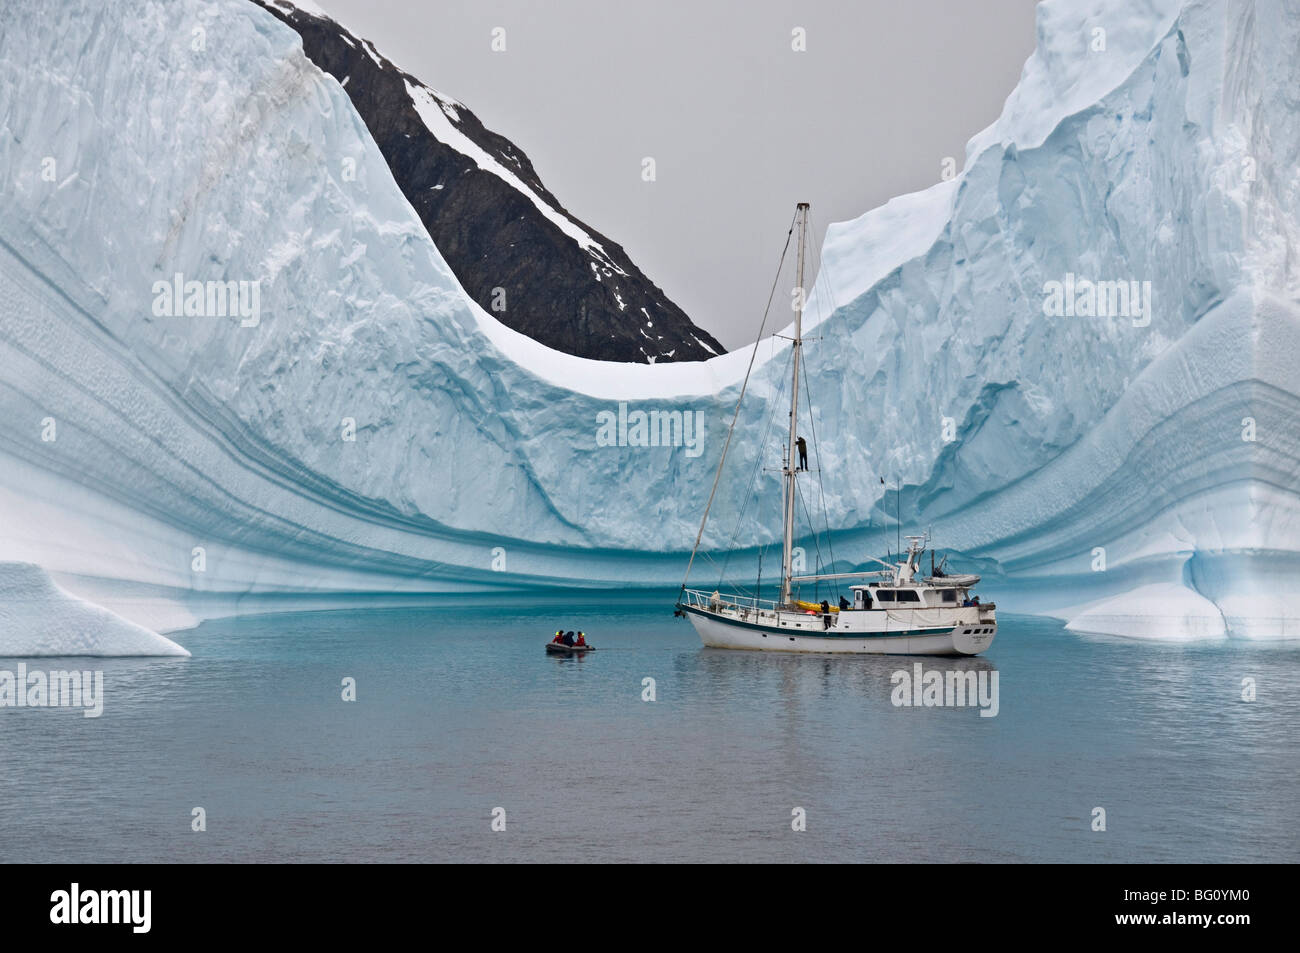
xmin=805 ymin=209 xmax=896 ymax=571
xmin=798 ymin=340 xmax=840 ymax=603
xmin=790 ymin=209 xmax=842 ymax=604
xmin=711 ymin=345 xmax=793 ymax=587
xmin=792 ymin=478 xmax=827 ymax=601
xmin=678 ymin=209 xmax=798 ymax=600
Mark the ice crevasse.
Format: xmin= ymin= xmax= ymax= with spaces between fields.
xmin=0 ymin=0 xmax=1297 ymax=646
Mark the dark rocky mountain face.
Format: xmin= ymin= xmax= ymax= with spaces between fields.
xmin=254 ymin=1 xmax=725 ymax=364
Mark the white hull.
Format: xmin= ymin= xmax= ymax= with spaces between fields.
xmin=676 ymin=205 xmax=1002 ymax=659
xmin=685 ymin=607 xmax=996 ymax=656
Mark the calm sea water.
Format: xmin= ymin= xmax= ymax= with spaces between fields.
xmin=1 ymin=601 xmax=1297 ymax=863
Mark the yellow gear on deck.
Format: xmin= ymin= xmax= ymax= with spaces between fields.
xmin=794 ymin=600 xmax=838 ymax=613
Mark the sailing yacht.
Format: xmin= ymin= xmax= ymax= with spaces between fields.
xmin=676 ymin=203 xmax=997 ymax=656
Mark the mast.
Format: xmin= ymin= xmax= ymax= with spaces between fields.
xmin=780 ymin=202 xmax=809 ymax=606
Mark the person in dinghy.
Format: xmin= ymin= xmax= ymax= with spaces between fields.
xmin=546 ymin=630 xmax=595 ymax=654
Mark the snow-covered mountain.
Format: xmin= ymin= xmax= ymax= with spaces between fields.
xmin=252 ymin=0 xmax=723 ymax=364
xmin=0 ymin=0 xmax=1296 ymax=642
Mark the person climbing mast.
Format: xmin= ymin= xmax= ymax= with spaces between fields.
xmin=673 ymin=204 xmax=999 ymax=658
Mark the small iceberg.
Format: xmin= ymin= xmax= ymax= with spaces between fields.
xmin=0 ymin=562 xmax=190 ymax=657
xmin=1064 ymin=583 xmax=1227 ymax=641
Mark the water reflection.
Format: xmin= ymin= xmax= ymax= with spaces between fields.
xmin=0 ymin=608 xmax=1294 ymax=863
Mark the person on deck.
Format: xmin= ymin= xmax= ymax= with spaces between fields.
xmin=820 ymin=599 xmax=832 ymax=629
xmin=796 ymin=436 xmax=808 ymax=471
xmin=839 ymin=595 xmax=850 ymax=611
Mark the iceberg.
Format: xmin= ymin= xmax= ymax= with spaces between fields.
xmin=0 ymin=0 xmax=1296 ymax=641
xmin=0 ymin=563 xmax=189 ymax=657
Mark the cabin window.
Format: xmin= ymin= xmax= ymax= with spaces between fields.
xmin=894 ymin=590 xmax=920 ymax=603
xmin=941 ymin=590 xmax=957 ymax=603
xmin=876 ymin=590 xmax=895 ymax=602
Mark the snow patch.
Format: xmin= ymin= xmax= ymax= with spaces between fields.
xmin=404 ymin=80 xmax=617 ymax=266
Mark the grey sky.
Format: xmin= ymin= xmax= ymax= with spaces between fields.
xmin=319 ymin=0 xmax=1039 ymax=350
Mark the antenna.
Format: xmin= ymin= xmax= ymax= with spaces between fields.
xmin=895 ymin=480 xmax=901 ymax=557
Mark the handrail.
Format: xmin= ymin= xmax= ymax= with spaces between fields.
xmin=680 ymin=588 xmax=781 ymax=612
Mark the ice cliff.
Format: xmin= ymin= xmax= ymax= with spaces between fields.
xmin=0 ymin=0 xmax=1296 ymax=640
